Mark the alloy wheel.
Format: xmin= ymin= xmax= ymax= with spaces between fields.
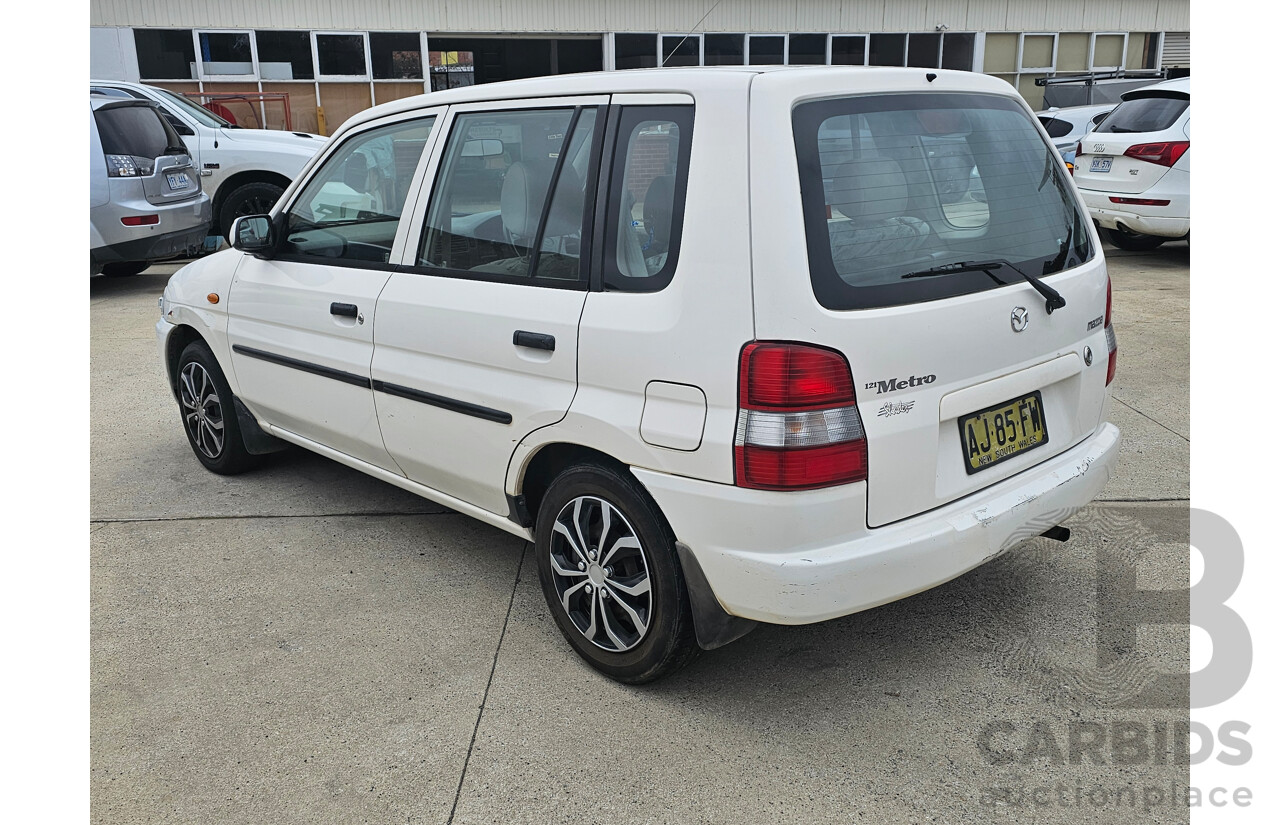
xmin=179 ymin=362 xmax=225 ymax=459
xmin=548 ymin=496 xmax=652 ymax=652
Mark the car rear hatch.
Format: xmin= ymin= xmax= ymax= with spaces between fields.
xmin=749 ymin=73 xmax=1112 ymax=528
xmin=1072 ymin=89 xmax=1189 ymax=195
xmin=94 ymin=100 xmax=201 ymax=206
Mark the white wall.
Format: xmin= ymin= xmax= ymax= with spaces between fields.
xmin=89 ymin=27 xmax=140 ymax=81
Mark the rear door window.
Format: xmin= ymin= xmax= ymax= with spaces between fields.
xmin=1094 ymin=95 xmax=1188 ymax=134
xmin=793 ymin=93 xmax=1092 ymax=310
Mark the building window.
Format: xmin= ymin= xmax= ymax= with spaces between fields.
xmin=1090 ymin=33 xmax=1126 ymax=69
xmin=831 ymin=36 xmax=867 ymax=65
xmin=316 ymin=33 xmax=368 ymax=77
xmin=868 ymin=33 xmax=906 ymax=66
xmin=788 ymin=34 xmax=827 ymax=65
xmin=429 ymin=51 xmax=474 ymax=90
xmin=615 ymin=34 xmax=658 ymax=69
xmin=370 ymin=32 xmax=423 ymax=79
xmin=906 ymin=33 xmax=941 ymax=68
xmin=135 ymin=29 xmax=196 ymax=80
xmin=256 ymin=30 xmax=314 ymax=80
xmin=941 ymin=33 xmax=975 ymax=70
xmin=197 ymin=31 xmax=253 ymax=77
xmin=704 ymin=34 xmax=744 ymax=65
xmin=748 ymin=35 xmax=784 ymax=65
xmin=661 ymin=34 xmax=700 ymax=67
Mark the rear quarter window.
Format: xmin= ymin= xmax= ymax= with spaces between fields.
xmin=793 ymin=92 xmax=1092 ymax=310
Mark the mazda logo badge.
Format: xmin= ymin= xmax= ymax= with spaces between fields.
xmin=1011 ymin=306 xmax=1030 ymax=333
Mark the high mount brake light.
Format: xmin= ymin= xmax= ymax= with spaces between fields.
xmin=735 ymin=342 xmax=868 ymax=490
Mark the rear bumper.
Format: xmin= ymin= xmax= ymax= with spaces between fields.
xmin=91 ymin=195 xmax=212 ymax=270
xmin=633 ymin=422 xmax=1120 ymax=625
xmin=1078 ymin=184 xmax=1189 ymax=238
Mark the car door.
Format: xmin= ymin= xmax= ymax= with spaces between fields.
xmin=227 ymin=109 xmax=442 ymax=468
xmin=372 ymin=96 xmax=607 ymax=515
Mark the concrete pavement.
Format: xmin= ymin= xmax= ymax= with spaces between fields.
xmin=91 ymin=241 xmax=1190 ymax=824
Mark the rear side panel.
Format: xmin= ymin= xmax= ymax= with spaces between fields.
xmin=749 ymin=69 xmax=1112 ymax=527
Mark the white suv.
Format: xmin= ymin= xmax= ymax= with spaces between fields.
xmin=90 ymin=80 xmax=324 ymax=239
xmin=157 ymin=68 xmax=1121 ymax=682
xmin=1071 ymin=77 xmax=1190 ymax=250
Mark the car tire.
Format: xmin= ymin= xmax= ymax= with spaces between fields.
xmin=218 ymin=181 xmax=285 ymax=240
xmin=175 ymin=340 xmax=262 ymax=475
xmin=102 ymin=261 xmax=150 ymax=277
xmin=1104 ymin=227 xmax=1166 ymax=252
xmin=534 ymin=462 xmax=699 ymax=684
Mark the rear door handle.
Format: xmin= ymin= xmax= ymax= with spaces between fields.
xmin=513 ymin=330 xmax=555 ymax=351
xmin=330 ymin=302 xmax=358 ymax=318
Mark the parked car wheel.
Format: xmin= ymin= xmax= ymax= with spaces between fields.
xmin=101 ymin=261 xmax=150 ymax=277
xmin=535 ymin=463 xmax=699 ymax=683
xmin=1104 ymin=226 xmax=1166 ymax=252
xmin=219 ymin=181 xmax=285 ymax=239
xmin=176 ymin=341 xmax=262 ymax=475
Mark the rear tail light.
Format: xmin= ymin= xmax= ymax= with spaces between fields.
xmin=1108 ymin=197 xmax=1171 ymax=206
xmin=121 ymin=214 xmax=160 ymax=227
xmin=105 ymin=153 xmax=154 ymax=177
xmin=734 ymin=342 xmax=868 ymax=490
xmin=1104 ymin=277 xmax=1118 ymax=386
xmin=1122 ymin=141 xmax=1189 ymax=168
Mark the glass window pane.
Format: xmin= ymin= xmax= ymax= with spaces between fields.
xmin=869 ymin=33 xmax=906 ymax=66
xmin=317 ymin=34 xmax=367 ymax=76
xmin=256 ymin=30 xmax=314 ymax=80
xmin=749 ymin=35 xmax=784 ymax=65
xmin=428 ymin=51 xmax=474 ymax=91
xmin=788 ymin=34 xmax=827 ymax=65
xmin=606 ymin=107 xmax=692 ymax=290
xmin=282 ymin=117 xmax=436 ymax=263
xmin=199 ymin=32 xmax=252 ymax=75
xmin=1021 ymin=35 xmax=1054 ymax=69
xmin=831 ymin=36 xmax=866 ymax=66
xmin=983 ymin=33 xmax=1018 ymax=72
xmin=1093 ymin=34 xmax=1124 ymax=68
xmin=533 ymin=110 xmax=599 ymax=281
xmin=941 ymin=33 xmax=975 ymax=71
xmin=704 ymin=34 xmax=744 ymax=65
xmin=134 ymin=29 xmax=196 ymax=80
xmin=907 ymin=33 xmax=941 ymax=68
xmin=661 ymin=35 xmax=699 ymax=67
xmin=615 ymin=34 xmax=658 ymax=69
xmin=418 ymin=109 xmax=575 ymax=274
xmin=370 ymin=32 xmax=422 ymax=79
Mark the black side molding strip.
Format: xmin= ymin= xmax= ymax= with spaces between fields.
xmin=372 ymin=380 xmax=513 ymax=425
xmin=231 ymin=344 xmax=371 ymax=389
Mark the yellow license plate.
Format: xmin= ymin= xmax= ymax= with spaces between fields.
xmin=959 ymin=391 xmax=1048 ymax=474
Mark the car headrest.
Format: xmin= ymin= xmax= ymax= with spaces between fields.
xmin=543 ymin=166 xmax=584 ymax=237
xmin=826 ymin=157 xmax=909 ymax=222
xmin=500 ymin=161 xmax=551 ymax=242
xmin=642 ymin=175 xmax=675 ymax=247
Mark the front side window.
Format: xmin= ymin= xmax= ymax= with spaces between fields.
xmin=417 ymin=107 xmax=599 ymax=284
xmin=601 ymin=106 xmax=694 ymax=291
xmin=280 ymin=116 xmax=435 ymax=264
xmin=794 ymin=93 xmax=1092 ymax=310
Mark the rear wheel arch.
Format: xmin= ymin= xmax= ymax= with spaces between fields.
xmin=517 ymin=443 xmax=633 ymax=530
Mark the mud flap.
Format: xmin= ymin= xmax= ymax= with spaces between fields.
xmin=675 ymin=541 xmax=758 ymax=651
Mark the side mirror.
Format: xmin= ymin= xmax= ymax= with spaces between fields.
xmin=231 ymin=215 xmax=275 ymax=254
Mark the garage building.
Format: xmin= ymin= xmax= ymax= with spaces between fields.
xmin=90 ymin=0 xmax=1190 ymax=135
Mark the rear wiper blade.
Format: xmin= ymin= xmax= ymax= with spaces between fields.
xmin=903 ymin=259 xmax=1067 ymax=315
xmin=901 ymin=261 xmax=1008 ymax=284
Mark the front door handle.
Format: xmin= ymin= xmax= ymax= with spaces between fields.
xmin=330 ymin=302 xmax=358 ymax=318
xmin=513 ymin=330 xmax=555 ymax=351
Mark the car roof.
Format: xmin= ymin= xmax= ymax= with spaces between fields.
xmin=344 ymin=65 xmax=1014 ymax=134
xmin=1121 ymin=76 xmax=1190 ymax=100
xmin=89 ymin=94 xmax=156 ymax=111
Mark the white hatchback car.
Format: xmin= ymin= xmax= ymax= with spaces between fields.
xmin=1071 ymin=77 xmax=1190 ymax=250
xmin=157 ymin=67 xmax=1121 ymax=682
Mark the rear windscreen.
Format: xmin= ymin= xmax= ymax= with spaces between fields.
xmin=94 ymin=104 xmax=183 ymax=159
xmin=794 ymin=93 xmax=1092 ymax=310
xmin=1094 ymin=95 xmax=1188 ymax=134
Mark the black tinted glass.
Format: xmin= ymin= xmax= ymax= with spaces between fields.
xmin=95 ymin=105 xmax=182 ymax=159
xmin=256 ymin=30 xmax=314 ymax=80
xmin=1096 ymin=96 xmax=1188 ymax=134
xmin=134 ymin=29 xmax=195 ymax=79
xmin=317 ymin=34 xmax=367 ymax=76
xmin=615 ymin=34 xmax=658 ymax=69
